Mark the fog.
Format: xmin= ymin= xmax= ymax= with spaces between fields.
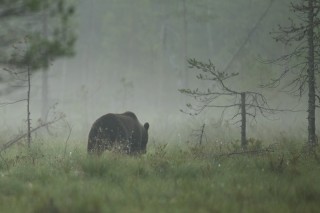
xmin=0 ymin=0 xmax=318 ymax=143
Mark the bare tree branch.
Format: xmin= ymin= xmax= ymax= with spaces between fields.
xmin=0 ymin=99 xmax=27 ymax=107
xmin=0 ymin=115 xmax=65 ymax=152
xmin=180 ymin=58 xmax=293 ymax=148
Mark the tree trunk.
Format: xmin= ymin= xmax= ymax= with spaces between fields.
xmin=181 ymin=0 xmax=188 ymax=88
xmin=159 ymin=21 xmax=167 ymax=108
xmin=241 ymin=92 xmax=247 ymax=149
xmin=307 ymin=0 xmax=317 ymax=148
xmin=41 ymin=69 xmax=49 ymax=121
xmin=27 ymin=64 xmax=31 ymax=148
xmin=206 ymin=0 xmax=214 ymax=59
xmin=199 ymin=124 xmax=205 ymax=146
xmin=41 ymin=7 xmax=49 ymax=122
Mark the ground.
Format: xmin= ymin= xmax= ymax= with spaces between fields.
xmin=0 ymin=139 xmax=320 ymax=213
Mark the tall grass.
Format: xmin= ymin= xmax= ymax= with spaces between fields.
xmin=0 ymin=138 xmax=320 ymax=213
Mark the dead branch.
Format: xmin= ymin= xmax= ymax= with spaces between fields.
xmin=191 ymin=123 xmax=206 ymax=146
xmin=215 ymin=147 xmax=274 ymax=158
xmin=63 ymin=120 xmax=72 ymax=157
xmin=0 ymin=99 xmax=27 ymax=107
xmin=0 ymin=116 xmax=64 ymax=152
xmin=180 ymin=56 xmax=311 ymax=149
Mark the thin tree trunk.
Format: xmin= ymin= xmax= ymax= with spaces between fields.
xmin=307 ymin=0 xmax=317 ymax=148
xmin=199 ymin=124 xmax=205 ymax=146
xmin=206 ymin=0 xmax=214 ymax=58
xmin=27 ymin=64 xmax=31 ymax=148
xmin=159 ymin=22 xmax=167 ymax=108
xmin=41 ymin=69 xmax=48 ymax=121
xmin=241 ymin=92 xmax=247 ymax=149
xmin=182 ymin=0 xmax=188 ymax=88
xmin=41 ymin=7 xmax=49 ymax=122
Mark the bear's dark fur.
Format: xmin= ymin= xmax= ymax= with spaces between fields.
xmin=87 ymin=111 xmax=149 ymax=155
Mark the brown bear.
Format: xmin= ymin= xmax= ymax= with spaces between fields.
xmin=87 ymin=111 xmax=149 ymax=155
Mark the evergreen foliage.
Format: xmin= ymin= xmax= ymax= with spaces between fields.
xmin=0 ymin=0 xmax=76 ymax=76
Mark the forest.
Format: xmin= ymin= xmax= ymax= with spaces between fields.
xmin=0 ymin=0 xmax=319 ymax=212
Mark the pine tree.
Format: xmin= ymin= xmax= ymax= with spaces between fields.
xmin=266 ymin=0 xmax=319 ymax=149
xmin=0 ymin=0 xmax=76 ymax=95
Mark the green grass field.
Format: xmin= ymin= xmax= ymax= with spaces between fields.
xmin=0 ymin=139 xmax=320 ymax=213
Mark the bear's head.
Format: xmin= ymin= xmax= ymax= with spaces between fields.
xmin=140 ymin=122 xmax=149 ymax=154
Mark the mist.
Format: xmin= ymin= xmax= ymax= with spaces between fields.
xmin=0 ymin=0 xmax=318 ymax=144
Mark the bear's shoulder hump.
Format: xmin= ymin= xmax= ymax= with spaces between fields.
xmin=122 ymin=111 xmax=138 ymax=120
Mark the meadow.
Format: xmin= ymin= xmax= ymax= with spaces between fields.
xmin=0 ymin=138 xmax=320 ymax=213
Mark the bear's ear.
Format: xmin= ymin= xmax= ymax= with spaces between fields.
xmin=144 ymin=122 xmax=149 ymax=130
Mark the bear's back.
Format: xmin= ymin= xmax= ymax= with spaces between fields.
xmin=88 ymin=111 xmax=149 ymax=155
xmin=94 ymin=112 xmax=140 ymax=136
xmin=93 ymin=113 xmax=119 ymax=128
xmin=122 ymin=111 xmax=138 ymax=120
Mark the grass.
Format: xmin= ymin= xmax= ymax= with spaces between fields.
xmin=0 ymin=139 xmax=320 ymax=213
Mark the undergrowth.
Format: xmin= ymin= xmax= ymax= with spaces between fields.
xmin=0 ymin=139 xmax=319 ymax=213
